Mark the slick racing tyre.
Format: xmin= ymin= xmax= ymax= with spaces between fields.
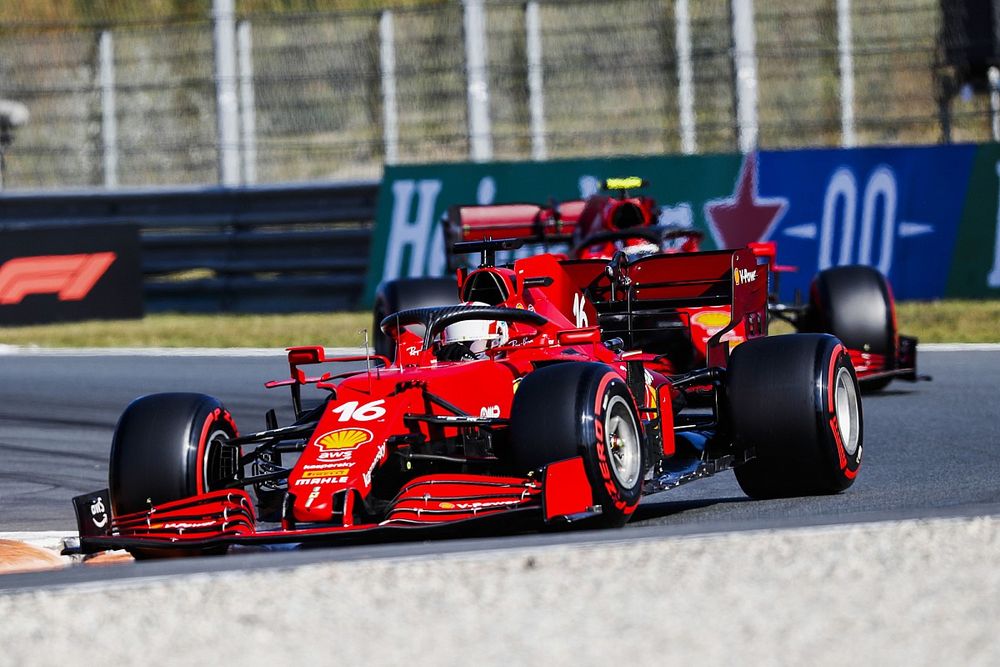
xmin=110 ymin=393 xmax=241 ymax=517
xmin=372 ymin=277 xmax=460 ymax=360
xmin=804 ymin=265 xmax=896 ymax=391
xmin=510 ymin=362 xmax=645 ymax=527
xmin=727 ymin=334 xmax=862 ymax=499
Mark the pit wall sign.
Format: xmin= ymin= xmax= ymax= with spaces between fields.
xmin=365 ymin=144 xmax=1000 ymax=305
xmin=0 ymin=223 xmax=143 ymax=325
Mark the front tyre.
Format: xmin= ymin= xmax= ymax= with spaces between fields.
xmin=510 ymin=362 xmax=645 ymax=527
xmin=728 ymin=334 xmax=862 ymax=499
xmin=110 ymin=393 xmax=241 ymax=517
xmin=804 ymin=265 xmax=896 ymax=392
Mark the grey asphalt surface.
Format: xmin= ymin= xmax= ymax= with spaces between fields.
xmin=0 ymin=349 xmax=998 ymax=591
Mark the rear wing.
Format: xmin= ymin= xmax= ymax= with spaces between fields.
xmin=560 ymin=248 xmax=768 ymax=367
xmin=443 ymin=200 xmax=587 ymax=269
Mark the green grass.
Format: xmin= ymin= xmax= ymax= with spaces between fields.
xmin=0 ymin=312 xmax=373 ymax=349
xmin=0 ymin=300 xmax=997 ymax=349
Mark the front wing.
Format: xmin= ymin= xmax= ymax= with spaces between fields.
xmin=67 ymin=458 xmax=599 ymax=556
xmin=850 ymin=334 xmax=929 ymax=384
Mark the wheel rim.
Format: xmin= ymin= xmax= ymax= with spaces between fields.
xmin=203 ymin=428 xmax=239 ymax=492
xmin=833 ymin=366 xmax=860 ymax=456
xmin=604 ymin=395 xmax=641 ymax=488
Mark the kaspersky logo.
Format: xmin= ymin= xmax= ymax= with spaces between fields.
xmin=0 ymin=252 xmax=116 ymax=305
xmin=733 ymin=267 xmax=758 ymax=286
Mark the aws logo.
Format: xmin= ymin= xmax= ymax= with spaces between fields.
xmin=0 ymin=252 xmax=116 ymax=305
xmin=314 ymin=428 xmax=373 ymax=451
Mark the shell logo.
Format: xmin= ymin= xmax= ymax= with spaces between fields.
xmin=315 ymin=428 xmax=373 ymax=451
xmin=439 ymin=502 xmax=456 ymax=509
xmin=691 ymin=311 xmax=731 ymax=328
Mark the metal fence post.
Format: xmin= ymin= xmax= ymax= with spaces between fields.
xmin=380 ymin=10 xmax=400 ymax=166
xmin=837 ymin=0 xmax=857 ymax=148
xmin=99 ymin=30 xmax=118 ymax=188
xmin=463 ymin=0 xmax=493 ymax=162
xmin=237 ymin=20 xmax=257 ymax=185
xmin=730 ymin=0 xmax=759 ymax=153
xmin=212 ymin=0 xmax=241 ymax=186
xmin=990 ymin=66 xmax=1000 ymax=142
xmin=0 ymin=100 xmax=29 ymax=190
xmin=525 ymin=0 xmax=547 ymax=161
xmin=675 ymin=0 xmax=697 ymax=155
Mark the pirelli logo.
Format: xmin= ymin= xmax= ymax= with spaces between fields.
xmin=301 ymin=469 xmax=349 ymax=479
xmin=0 ymin=252 xmax=117 ymax=305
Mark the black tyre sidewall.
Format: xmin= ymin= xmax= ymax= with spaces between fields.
xmin=110 ymin=393 xmax=238 ymax=516
xmin=729 ymin=334 xmax=862 ymax=498
xmin=807 ymin=265 xmax=896 ymax=358
xmin=510 ymin=362 xmax=644 ymax=525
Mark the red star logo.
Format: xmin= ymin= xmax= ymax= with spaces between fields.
xmin=704 ymin=153 xmax=787 ymax=249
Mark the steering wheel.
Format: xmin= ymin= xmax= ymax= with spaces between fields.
xmin=380 ymin=304 xmax=548 ymax=350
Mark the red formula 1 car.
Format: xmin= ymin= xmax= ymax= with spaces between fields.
xmin=71 ymin=240 xmax=862 ymax=558
xmin=373 ymin=177 xmax=923 ymax=390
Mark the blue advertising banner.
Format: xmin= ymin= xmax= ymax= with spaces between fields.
xmin=755 ymin=145 xmax=977 ymax=301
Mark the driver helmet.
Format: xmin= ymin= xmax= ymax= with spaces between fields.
xmin=442 ymin=302 xmax=510 ymax=354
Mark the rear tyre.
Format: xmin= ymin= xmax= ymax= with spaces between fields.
xmin=372 ymin=277 xmax=460 ymax=360
xmin=728 ymin=334 xmax=862 ymax=499
xmin=109 ymin=393 xmax=241 ymax=557
xmin=804 ymin=265 xmax=896 ymax=392
xmin=510 ymin=362 xmax=644 ymax=527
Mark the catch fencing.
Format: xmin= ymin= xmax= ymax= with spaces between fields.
xmin=0 ymin=0 xmax=992 ymax=190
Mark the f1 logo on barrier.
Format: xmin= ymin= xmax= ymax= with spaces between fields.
xmin=0 ymin=252 xmax=116 ymax=305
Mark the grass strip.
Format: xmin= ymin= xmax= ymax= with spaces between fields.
xmin=0 ymin=300 xmax=997 ymax=348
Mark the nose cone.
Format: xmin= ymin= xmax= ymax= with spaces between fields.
xmin=290 ymin=425 xmax=382 ymax=524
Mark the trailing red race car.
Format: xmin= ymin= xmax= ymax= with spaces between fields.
xmin=373 ymin=177 xmax=924 ymax=390
xmin=70 ymin=239 xmax=863 ymax=558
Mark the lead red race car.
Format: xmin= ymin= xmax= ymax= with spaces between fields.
xmin=373 ymin=177 xmax=924 ymax=391
xmin=70 ymin=240 xmax=863 ymax=558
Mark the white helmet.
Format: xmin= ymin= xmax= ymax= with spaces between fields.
xmin=442 ymin=302 xmax=509 ymax=354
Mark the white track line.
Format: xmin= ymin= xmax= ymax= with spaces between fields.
xmin=920 ymin=343 xmax=1000 ymax=351
xmin=0 ymin=531 xmax=75 ymax=550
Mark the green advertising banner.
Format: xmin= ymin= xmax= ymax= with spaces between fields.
xmin=948 ymin=143 xmax=1000 ymax=298
xmin=367 ymin=144 xmax=1000 ymax=305
xmin=365 ymin=154 xmax=742 ymax=304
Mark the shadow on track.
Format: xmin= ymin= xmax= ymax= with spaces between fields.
xmin=631 ymin=496 xmax=751 ymax=523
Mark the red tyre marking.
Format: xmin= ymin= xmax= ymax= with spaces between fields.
xmin=594 ymin=372 xmax=617 ymax=413
xmin=195 ymin=408 xmax=219 ymax=494
xmin=592 ymin=372 xmax=636 ymax=514
xmin=826 ymin=344 xmax=859 ymax=478
xmin=195 ymin=407 xmax=238 ymax=494
xmin=827 ymin=343 xmax=844 ymax=413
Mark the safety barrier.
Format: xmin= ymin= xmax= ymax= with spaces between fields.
xmin=0 ymin=181 xmax=379 ymax=312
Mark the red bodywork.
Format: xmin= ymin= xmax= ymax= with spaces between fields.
xmin=443 ymin=188 xmax=914 ymax=382
xmin=73 ymin=246 xmax=769 ymax=554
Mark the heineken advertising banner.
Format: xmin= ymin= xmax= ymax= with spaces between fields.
xmin=366 ymin=144 xmax=1000 ymax=305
